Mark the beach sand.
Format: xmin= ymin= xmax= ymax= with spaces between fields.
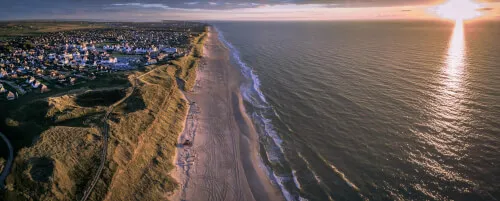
xmin=171 ymin=27 xmax=284 ymax=201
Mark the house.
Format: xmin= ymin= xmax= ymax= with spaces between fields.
xmin=0 ymin=84 xmax=6 ymax=93
xmin=26 ymin=76 xmax=36 ymax=84
xmin=163 ymin=47 xmax=177 ymax=54
xmin=101 ymin=57 xmax=118 ymax=64
xmin=146 ymin=58 xmax=157 ymax=65
xmin=64 ymin=52 xmax=73 ymax=59
xmin=6 ymin=91 xmax=16 ymax=100
xmin=0 ymin=71 xmax=7 ymax=78
xmin=70 ymin=77 xmax=77 ymax=85
xmin=50 ymin=71 xmax=59 ymax=79
xmin=135 ymin=48 xmax=148 ymax=54
xmin=40 ymin=84 xmax=49 ymax=93
xmin=32 ymin=81 xmax=41 ymax=88
xmin=157 ymin=53 xmax=167 ymax=61
xmin=48 ymin=53 xmax=56 ymax=59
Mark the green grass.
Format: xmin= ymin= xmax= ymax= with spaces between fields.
xmin=0 ymin=22 xmax=106 ymax=37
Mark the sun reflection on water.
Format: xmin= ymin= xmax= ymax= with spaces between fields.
xmin=410 ymin=19 xmax=472 ymax=189
xmin=444 ymin=19 xmax=466 ymax=90
xmin=425 ymin=19 xmax=469 ymax=157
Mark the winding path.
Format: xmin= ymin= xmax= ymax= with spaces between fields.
xmin=79 ymin=67 xmax=164 ymax=201
xmin=79 ymin=77 xmax=138 ymax=201
xmin=0 ymin=132 xmax=14 ymax=189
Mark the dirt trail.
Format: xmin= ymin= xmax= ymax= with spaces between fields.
xmin=79 ymin=77 xmax=138 ymax=201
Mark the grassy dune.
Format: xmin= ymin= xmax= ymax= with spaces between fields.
xmin=2 ymin=27 xmax=207 ymax=201
xmin=3 ymin=70 xmax=187 ymax=200
xmin=82 ymin=64 xmax=188 ymax=201
xmin=2 ymin=91 xmax=119 ymax=200
xmin=171 ymin=31 xmax=207 ymax=91
xmin=4 ymin=127 xmax=102 ymax=201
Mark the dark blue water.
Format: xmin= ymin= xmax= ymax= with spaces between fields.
xmin=214 ymin=21 xmax=500 ymax=201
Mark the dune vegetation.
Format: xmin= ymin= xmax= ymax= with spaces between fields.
xmin=3 ymin=64 xmax=191 ymax=200
xmin=4 ymin=127 xmax=102 ymax=200
xmin=98 ymin=64 xmax=188 ymax=201
xmin=171 ymin=31 xmax=207 ymax=91
xmin=2 ymin=28 xmax=207 ymax=201
xmin=2 ymin=91 xmax=114 ymax=200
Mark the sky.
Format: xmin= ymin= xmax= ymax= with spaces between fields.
xmin=0 ymin=0 xmax=499 ymax=21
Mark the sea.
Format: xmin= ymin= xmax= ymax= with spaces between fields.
xmin=213 ymin=20 xmax=500 ymax=201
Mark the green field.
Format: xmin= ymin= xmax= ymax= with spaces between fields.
xmin=0 ymin=21 xmax=106 ymax=37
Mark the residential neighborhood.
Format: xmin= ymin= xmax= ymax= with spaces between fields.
xmin=0 ymin=22 xmax=205 ymax=101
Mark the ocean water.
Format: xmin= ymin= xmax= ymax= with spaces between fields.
xmin=214 ymin=21 xmax=500 ymax=201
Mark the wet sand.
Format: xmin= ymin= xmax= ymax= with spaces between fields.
xmin=171 ymin=27 xmax=284 ymax=201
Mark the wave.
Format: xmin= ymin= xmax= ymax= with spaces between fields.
xmin=297 ymin=152 xmax=334 ymax=201
xmin=215 ymin=26 xmax=297 ymax=201
xmin=215 ymin=26 xmax=368 ymax=201
xmin=215 ymin=27 xmax=268 ymax=108
xmin=314 ymin=153 xmax=361 ymax=192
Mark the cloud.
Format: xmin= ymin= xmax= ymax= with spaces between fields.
xmin=111 ymin=3 xmax=171 ymax=9
xmin=2 ymin=0 xmax=500 ymax=21
xmin=477 ymin=7 xmax=494 ymax=11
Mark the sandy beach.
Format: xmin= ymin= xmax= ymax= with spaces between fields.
xmin=171 ymin=27 xmax=284 ymax=201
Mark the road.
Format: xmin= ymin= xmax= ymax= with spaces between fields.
xmin=0 ymin=132 xmax=14 ymax=189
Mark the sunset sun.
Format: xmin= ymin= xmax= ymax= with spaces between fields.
xmin=431 ymin=0 xmax=483 ymax=21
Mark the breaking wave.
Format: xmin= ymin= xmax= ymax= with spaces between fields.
xmin=215 ymin=26 xmax=299 ymax=201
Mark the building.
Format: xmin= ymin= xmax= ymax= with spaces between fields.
xmin=0 ymin=84 xmax=6 ymax=93
xmin=32 ymin=81 xmax=41 ymax=88
xmin=40 ymin=84 xmax=49 ymax=93
xmin=26 ymin=76 xmax=36 ymax=84
xmin=163 ymin=47 xmax=177 ymax=54
xmin=7 ymin=91 xmax=16 ymax=100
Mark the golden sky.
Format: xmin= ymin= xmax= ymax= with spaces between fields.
xmin=1 ymin=0 xmax=499 ymax=21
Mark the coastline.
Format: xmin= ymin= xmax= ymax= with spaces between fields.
xmin=170 ymin=27 xmax=284 ymax=201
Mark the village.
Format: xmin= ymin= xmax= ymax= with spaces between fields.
xmin=0 ymin=22 xmax=203 ymax=101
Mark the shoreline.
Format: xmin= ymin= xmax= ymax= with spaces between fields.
xmin=170 ymin=27 xmax=284 ymax=201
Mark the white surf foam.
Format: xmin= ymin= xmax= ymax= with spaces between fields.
xmin=292 ymin=170 xmax=302 ymax=190
xmin=215 ymin=26 xmax=298 ymax=201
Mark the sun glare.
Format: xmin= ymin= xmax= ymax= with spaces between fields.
xmin=431 ymin=0 xmax=483 ymax=21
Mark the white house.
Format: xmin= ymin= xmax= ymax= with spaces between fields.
xmin=32 ymin=81 xmax=41 ymax=88
xmin=26 ymin=76 xmax=36 ymax=84
xmin=48 ymin=53 xmax=56 ymax=60
xmin=135 ymin=48 xmax=148 ymax=54
xmin=101 ymin=57 xmax=118 ymax=64
xmin=163 ymin=47 xmax=177 ymax=54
